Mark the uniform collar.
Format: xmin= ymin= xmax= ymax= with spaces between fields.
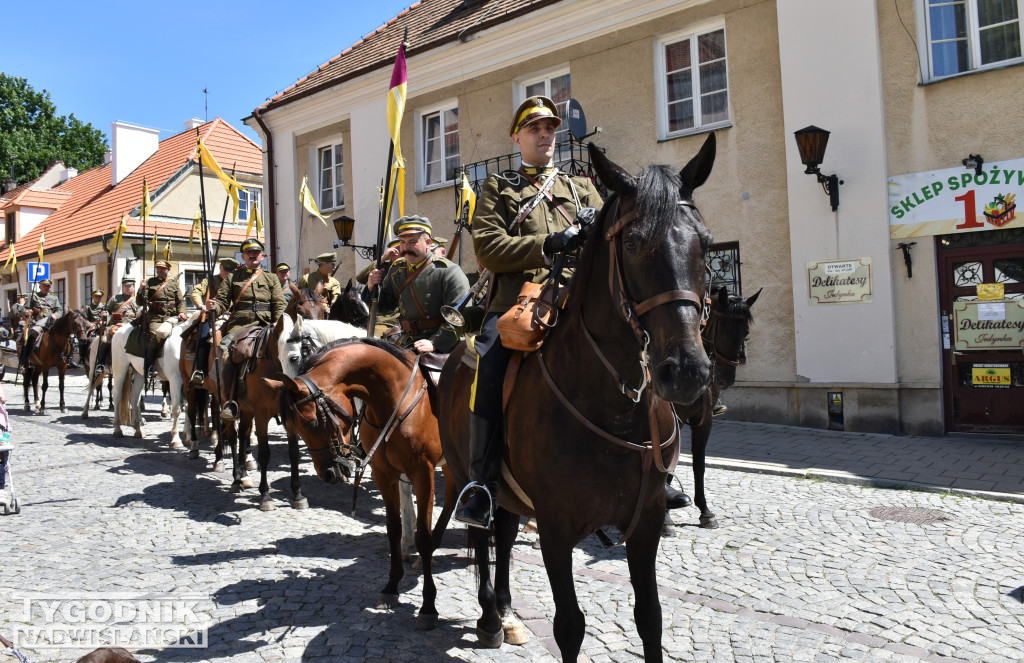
xmin=520 ymin=163 xmax=557 ymax=177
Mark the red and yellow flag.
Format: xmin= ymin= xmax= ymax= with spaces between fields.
xmin=386 ymin=39 xmax=407 ymax=218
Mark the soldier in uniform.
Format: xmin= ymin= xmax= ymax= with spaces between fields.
xmin=81 ymin=289 xmax=107 ymax=369
xmin=24 ymin=279 xmax=77 ymax=368
xmin=10 ymin=293 xmax=29 ymax=343
xmin=187 ymin=257 xmax=238 ymax=385
xmin=357 ymin=238 xmax=401 ymax=338
xmin=136 ymin=260 xmax=187 ymax=369
xmin=214 ymin=238 xmax=285 ymax=421
xmin=95 ymin=278 xmax=138 ymax=375
xmin=274 ymin=262 xmax=294 ymax=304
xmin=368 ymin=215 xmax=470 ymax=354
xmin=297 ymin=252 xmax=341 ymax=313
xmin=454 ymin=95 xmax=604 ymax=528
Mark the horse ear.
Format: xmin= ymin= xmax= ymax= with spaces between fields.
xmin=264 ymin=373 xmax=302 ymax=394
xmin=295 ymin=315 xmax=304 ymax=334
xmin=588 ymin=143 xmax=635 ymax=195
xmin=745 ymin=287 xmax=763 ymax=308
xmin=679 ymin=132 xmax=716 ymax=194
xmin=716 ymin=285 xmax=729 ymax=306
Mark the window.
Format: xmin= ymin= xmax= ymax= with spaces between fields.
xmin=656 ymin=25 xmax=730 ymax=139
xmin=520 ymin=70 xmax=572 ymax=157
xmin=924 ymin=0 xmax=1023 ymax=79
xmin=318 ymin=144 xmax=344 ymax=211
xmin=238 ymin=189 xmax=262 ymax=222
xmin=183 ymin=269 xmax=205 ymax=309
xmin=5 ymin=212 xmax=14 ymax=245
xmin=80 ymin=272 xmax=94 ymax=307
xmin=419 ymin=103 xmax=459 ymax=188
xmin=708 ymin=241 xmax=742 ymax=296
xmin=54 ymin=277 xmax=67 ymax=307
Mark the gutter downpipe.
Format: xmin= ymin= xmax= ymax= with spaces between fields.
xmin=252 ymin=107 xmax=278 ymax=268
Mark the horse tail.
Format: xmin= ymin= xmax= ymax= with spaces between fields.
xmin=119 ymin=372 xmax=134 ymax=426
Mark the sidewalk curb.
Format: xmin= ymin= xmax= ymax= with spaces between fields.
xmin=678 ymin=455 xmax=1024 ymax=506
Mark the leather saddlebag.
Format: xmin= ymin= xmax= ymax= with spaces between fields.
xmin=496 ymin=280 xmax=569 ymax=352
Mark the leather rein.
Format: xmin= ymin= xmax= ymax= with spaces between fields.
xmin=538 ymin=195 xmax=710 ymax=544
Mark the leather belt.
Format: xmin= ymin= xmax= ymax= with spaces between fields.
xmin=399 ymin=316 xmax=443 ymax=334
xmin=251 ymin=303 xmax=271 ymax=312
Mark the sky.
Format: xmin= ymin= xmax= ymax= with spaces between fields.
xmin=1 ymin=0 xmax=418 ymax=145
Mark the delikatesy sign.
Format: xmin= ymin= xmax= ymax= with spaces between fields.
xmin=888 ymin=158 xmax=1023 ymax=238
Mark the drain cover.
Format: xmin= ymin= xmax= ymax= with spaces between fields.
xmin=868 ymin=507 xmax=952 ymax=524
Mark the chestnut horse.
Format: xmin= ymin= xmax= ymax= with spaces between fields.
xmin=267 ymin=338 xmax=456 ymax=629
xmin=672 ymin=285 xmax=759 ymax=529
xmin=21 ymin=310 xmax=90 ymax=413
xmin=437 ymin=137 xmax=715 ymax=660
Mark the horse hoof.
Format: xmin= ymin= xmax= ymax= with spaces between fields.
xmin=240 ymin=477 xmax=254 ymax=489
xmin=230 ymin=482 xmax=243 ymax=494
xmin=188 ymin=449 xmax=200 ymax=460
xmin=292 ymin=498 xmax=309 ymax=510
xmin=113 ymin=430 xmax=124 ymax=438
xmin=532 ymin=539 xmax=541 ymax=550
xmin=411 ymin=556 xmax=423 ymax=571
xmin=60 ymin=407 xmax=67 ymax=414
xmin=476 ymin=625 xmax=504 ymax=649
xmin=245 ymin=459 xmax=257 ymax=471
xmin=133 ymin=430 xmax=143 ymax=439
xmin=81 ymin=412 xmax=88 ymax=419
xmin=414 ymin=612 xmax=438 ymax=631
xmin=375 ymin=593 xmax=399 ymax=609
xmin=213 ymin=461 xmax=225 ymax=473
xmin=504 ymin=623 xmax=530 ymax=646
xmin=699 ymin=516 xmax=719 ymax=529
xmin=662 ymin=524 xmax=677 ymax=538
xmin=259 ymin=500 xmax=275 ymax=512
xmin=170 ymin=440 xmax=184 ymax=450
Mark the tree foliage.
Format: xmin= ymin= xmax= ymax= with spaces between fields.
xmin=0 ymin=73 xmax=108 ymax=187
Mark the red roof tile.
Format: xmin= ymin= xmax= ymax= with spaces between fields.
xmin=2 ymin=119 xmax=262 ymax=259
xmin=259 ymin=0 xmax=562 ymax=113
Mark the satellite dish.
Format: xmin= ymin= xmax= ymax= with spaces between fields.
xmin=566 ymin=98 xmax=587 ymax=141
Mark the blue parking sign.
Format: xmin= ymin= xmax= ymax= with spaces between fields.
xmin=27 ymin=262 xmax=50 ymax=282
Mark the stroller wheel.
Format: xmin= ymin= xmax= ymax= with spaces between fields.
xmin=11 ymin=498 xmax=19 ymax=514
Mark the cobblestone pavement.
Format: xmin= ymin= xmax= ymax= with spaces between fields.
xmin=1 ymin=374 xmax=1022 ymax=662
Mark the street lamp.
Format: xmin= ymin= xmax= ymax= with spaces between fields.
xmin=332 ymin=215 xmax=377 ymax=260
xmin=794 ymin=125 xmax=843 ymax=212
xmin=125 ymin=242 xmax=146 ymax=274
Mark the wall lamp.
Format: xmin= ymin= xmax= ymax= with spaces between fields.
xmin=333 ymin=215 xmax=376 ymax=260
xmin=794 ymin=125 xmax=843 ymax=212
xmin=962 ymin=154 xmax=984 ymax=177
xmin=125 ymin=242 xmax=146 ymax=273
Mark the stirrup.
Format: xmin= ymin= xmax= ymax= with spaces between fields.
xmin=94 ymin=364 xmax=106 ymax=376
xmin=190 ymin=370 xmax=205 ymax=386
xmin=454 ymin=482 xmax=494 ymax=529
xmin=220 ymin=401 xmax=239 ymax=422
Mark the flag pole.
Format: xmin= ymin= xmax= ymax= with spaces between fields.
xmin=297 ymin=176 xmax=307 ymax=271
xmin=195 ymin=130 xmax=221 ymax=404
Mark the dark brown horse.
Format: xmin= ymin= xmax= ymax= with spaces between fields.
xmin=438 ymin=136 xmax=716 ymax=660
xmin=672 ymin=285 xmax=759 ymax=529
xmin=285 ymin=284 xmax=327 ymax=321
xmin=328 ymin=279 xmax=370 ymax=327
xmin=21 ymin=310 xmax=90 ymax=413
xmin=267 ymin=337 xmax=456 ymax=628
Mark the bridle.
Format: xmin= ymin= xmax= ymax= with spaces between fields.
xmin=702 ymin=304 xmax=747 ymax=368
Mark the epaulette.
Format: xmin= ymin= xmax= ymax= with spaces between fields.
xmin=432 ymin=257 xmax=456 ymax=268
xmin=393 ymin=257 xmax=409 ymax=267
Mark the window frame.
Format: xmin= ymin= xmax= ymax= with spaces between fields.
xmin=919 ymin=0 xmax=1024 ymax=81
xmin=654 ymin=21 xmax=732 ymax=140
xmin=51 ymin=271 xmax=68 ymax=308
xmin=238 ymin=188 xmax=262 ymax=222
xmin=515 ymin=67 xmax=573 ymax=159
xmin=316 ymin=142 xmax=345 ymax=213
xmin=4 ymin=211 xmax=15 ymax=245
xmin=77 ymin=266 xmax=97 ymax=308
xmin=415 ymin=99 xmax=460 ymax=192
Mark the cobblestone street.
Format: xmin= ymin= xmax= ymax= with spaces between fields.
xmin=1 ymin=373 xmax=1022 ymax=662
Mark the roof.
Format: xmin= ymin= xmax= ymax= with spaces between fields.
xmin=1 ymin=118 xmax=262 ymax=259
xmin=259 ymin=0 xmax=562 ymax=113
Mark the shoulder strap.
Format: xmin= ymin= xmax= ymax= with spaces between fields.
xmin=398 ymin=258 xmax=433 ymax=319
xmin=519 ymin=169 xmax=575 ymax=226
xmin=233 ymin=269 xmax=263 ymax=309
xmin=148 ymin=279 xmax=172 ymax=302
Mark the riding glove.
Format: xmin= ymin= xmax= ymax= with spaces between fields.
xmin=543 ymin=226 xmax=581 ymax=256
xmin=575 ymin=206 xmax=599 ymax=237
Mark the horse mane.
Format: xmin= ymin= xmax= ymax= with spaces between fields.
xmin=300 ymin=336 xmax=413 ymax=374
xmin=724 ymin=294 xmax=755 ymax=323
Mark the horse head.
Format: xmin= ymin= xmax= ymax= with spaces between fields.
xmin=583 ymin=134 xmax=716 ymax=405
xmin=329 ymin=280 xmax=370 ymax=326
xmin=68 ymin=310 xmax=91 ymax=343
xmin=705 ymin=286 xmax=760 ymax=389
xmin=286 ymin=287 xmax=326 ymax=321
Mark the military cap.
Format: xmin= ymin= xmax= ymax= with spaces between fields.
xmin=39 ymin=279 xmax=52 ymax=285
xmin=240 ymin=238 xmax=264 ymax=253
xmin=121 ymin=277 xmax=136 ymax=285
xmin=154 ymin=259 xmax=172 ymax=269
xmin=387 ymin=238 xmax=401 ymax=249
xmin=274 ymin=262 xmax=291 ymax=273
xmin=219 ymin=257 xmax=239 ymax=270
xmin=91 ymin=290 xmax=104 ymax=297
xmin=509 ymin=95 xmax=562 ymax=136
xmin=393 ymin=215 xmax=432 ymax=237
xmin=16 ymin=292 xmax=28 ymax=298
xmin=431 ymin=236 xmax=448 ymax=247
xmin=315 ymin=252 xmax=337 ymax=264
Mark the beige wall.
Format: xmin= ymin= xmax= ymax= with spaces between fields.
xmin=156 ymin=171 xmax=262 ymax=222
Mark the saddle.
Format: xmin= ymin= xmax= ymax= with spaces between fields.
xmin=124 ymin=325 xmax=167 ymax=360
xmin=229 ymin=326 xmax=266 ymax=365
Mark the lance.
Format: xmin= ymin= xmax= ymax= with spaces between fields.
xmin=194 ymin=130 xmax=224 ymax=404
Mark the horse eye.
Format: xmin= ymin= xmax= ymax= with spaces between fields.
xmin=624 ymin=239 xmax=638 ymax=252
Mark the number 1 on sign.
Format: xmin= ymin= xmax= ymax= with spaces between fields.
xmin=954 ymin=190 xmax=985 ymax=230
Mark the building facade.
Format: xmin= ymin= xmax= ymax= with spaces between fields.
xmin=248 ymin=0 xmax=1024 ymax=437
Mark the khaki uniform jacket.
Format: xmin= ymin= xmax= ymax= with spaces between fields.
xmin=84 ymin=302 xmax=107 ymax=324
xmin=377 ymin=256 xmax=470 ymax=353
xmin=473 ymin=169 xmax=604 ymax=313
xmin=29 ymin=292 xmax=64 ymax=318
xmin=189 ymin=274 xmax=225 ymax=309
xmin=215 ymin=268 xmax=285 ymax=336
xmin=11 ymin=303 xmax=28 ymax=336
xmin=137 ymin=276 xmax=185 ymax=325
xmin=297 ymin=270 xmax=341 ymax=306
xmin=106 ymin=294 xmax=139 ymax=322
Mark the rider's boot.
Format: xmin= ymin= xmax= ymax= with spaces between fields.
xmin=454 ymin=412 xmax=502 ymax=529
xmin=665 ymin=473 xmax=692 ymax=509
xmin=95 ymin=342 xmax=110 ymax=376
xmin=63 ymin=348 xmax=81 ymax=369
xmin=220 ymin=363 xmax=239 ymax=422
xmin=191 ymin=340 xmax=209 ymax=385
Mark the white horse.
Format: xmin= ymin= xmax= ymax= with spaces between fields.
xmin=110 ymin=321 xmax=185 ymax=445
xmin=277 ymin=314 xmax=366 ymax=378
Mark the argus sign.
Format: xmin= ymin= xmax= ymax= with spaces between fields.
xmin=888 ymin=158 xmax=1022 ymax=238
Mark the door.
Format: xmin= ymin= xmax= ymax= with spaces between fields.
xmin=939 ymin=236 xmax=1024 ymax=433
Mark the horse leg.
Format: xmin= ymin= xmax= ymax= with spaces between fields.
xmin=537 ymin=519 xmax=585 ymax=660
xmin=82 ymin=374 xmax=95 ymax=419
xmin=22 ymin=366 xmax=31 ymax=412
xmin=374 ymin=470 xmax=405 ymax=609
xmin=107 ymin=375 xmax=113 ymax=410
xmin=186 ymin=389 xmax=200 ymax=459
xmin=161 ymin=381 xmax=169 ymax=417
xmin=625 ymin=506 xmax=669 ymax=663
xmin=430 ymin=462 xmax=458 ymax=549
xmin=400 ymin=480 xmax=416 ymax=561
xmin=226 ymin=422 xmax=245 ymax=492
xmin=470 ymin=525 xmax=503 ymax=648
xmin=494 ymin=508 xmax=529 ymax=645
xmin=691 ymin=421 xmax=718 ymax=529
xmin=238 ymin=417 xmax=254 ymax=489
xmin=412 ymin=466 xmax=438 ymax=631
xmin=286 ymin=431 xmax=307 ymax=509
xmin=256 ymin=417 xmax=274 ymax=511
xmin=58 ymin=368 xmax=66 ymax=413
xmin=39 ymin=370 xmax=48 ymax=413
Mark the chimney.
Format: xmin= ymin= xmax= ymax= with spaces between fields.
xmin=184 ymin=118 xmax=204 ymax=131
xmin=103 ymin=151 xmax=112 ymax=165
xmin=59 ymin=167 xmax=78 ymax=184
xmin=110 ymin=122 xmax=159 ymax=186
